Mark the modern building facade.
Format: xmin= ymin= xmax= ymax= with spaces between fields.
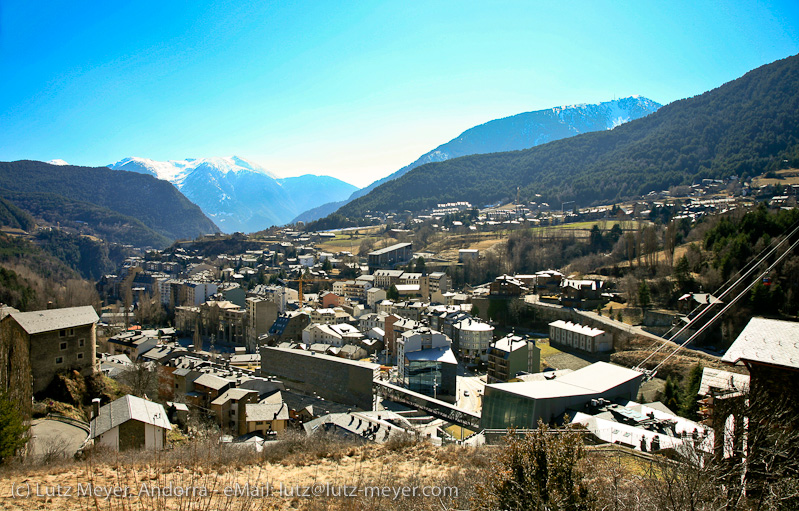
xmin=487 ymin=334 xmax=540 ymax=383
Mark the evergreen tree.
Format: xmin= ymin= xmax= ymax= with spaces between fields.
xmin=679 ymin=364 xmax=703 ymax=420
xmin=0 ymin=391 xmax=29 ymax=463
xmin=638 ymin=280 xmax=652 ymax=310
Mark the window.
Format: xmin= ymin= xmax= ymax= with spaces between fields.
xmin=59 ymin=329 xmax=66 ymax=337
xmin=60 ymin=342 xmax=67 ymax=351
xmin=77 ymin=353 xmax=84 ymax=360
xmin=79 ymin=339 xmax=85 ymax=347
xmin=68 ymin=328 xmax=74 ymax=336
xmin=55 ymin=357 xmax=63 ymax=364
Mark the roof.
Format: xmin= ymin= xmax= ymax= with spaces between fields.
xmin=698 ymin=368 xmax=750 ymax=396
xmin=211 ymin=388 xmax=258 ymax=406
xmin=8 ymin=306 xmax=98 ymax=334
xmin=91 ymin=395 xmax=171 ymax=438
xmin=405 ymin=346 xmax=458 ymax=365
xmin=395 ymin=284 xmax=420 ymax=292
xmin=193 ymin=373 xmax=232 ymax=390
xmin=549 ymin=320 xmax=606 ymax=337
xmin=369 ymin=243 xmax=412 ymax=256
xmin=489 ymin=362 xmax=642 ymax=400
xmin=721 ymin=317 xmax=799 ymax=370
xmin=246 ymin=402 xmax=290 ymax=421
xmin=491 ymin=335 xmax=529 ymax=354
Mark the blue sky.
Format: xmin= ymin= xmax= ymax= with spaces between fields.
xmin=1 ymin=1 xmax=798 ymax=187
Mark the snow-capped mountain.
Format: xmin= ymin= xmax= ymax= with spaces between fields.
xmin=109 ymin=156 xmax=356 ymax=233
xmin=47 ymin=159 xmax=69 ymax=166
xmin=294 ymin=96 xmax=661 ymax=223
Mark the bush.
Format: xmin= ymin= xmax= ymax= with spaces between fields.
xmin=474 ymin=421 xmax=593 ymax=510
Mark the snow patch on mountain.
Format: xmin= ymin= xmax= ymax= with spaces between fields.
xmin=108 ymin=155 xmax=356 ymax=233
xmin=47 ymin=159 xmax=69 ymax=166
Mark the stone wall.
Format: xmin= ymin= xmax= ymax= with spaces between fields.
xmin=260 ymin=347 xmax=378 ymax=410
xmin=28 ymin=323 xmax=96 ymax=395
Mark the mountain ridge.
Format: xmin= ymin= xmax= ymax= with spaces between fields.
xmin=109 ymin=156 xmax=357 ymax=233
xmin=0 ymin=160 xmax=219 ymax=247
xmin=325 ymin=54 xmax=799 ymax=222
xmin=293 ymin=96 xmax=660 ymax=223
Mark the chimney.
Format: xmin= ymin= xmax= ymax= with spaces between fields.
xmin=92 ymin=398 xmax=101 ymax=419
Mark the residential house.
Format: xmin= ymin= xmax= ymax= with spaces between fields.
xmin=211 ymin=388 xmax=260 ymax=436
xmin=90 ymin=395 xmax=171 ymax=451
xmin=245 ymin=402 xmax=290 ymax=436
xmin=549 ymin=320 xmax=613 ymax=353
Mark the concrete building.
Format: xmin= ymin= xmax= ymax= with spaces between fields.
xmin=211 ymin=388 xmax=260 ymax=436
xmin=428 ymin=272 xmax=450 ymax=294
xmin=453 ymin=318 xmax=494 ymax=364
xmin=301 ymin=323 xmax=364 ymax=347
xmin=366 ymin=288 xmax=387 ymax=309
xmin=372 ymin=269 xmax=404 ymax=289
xmin=560 ymin=279 xmax=605 ymax=309
xmin=368 ymin=243 xmax=413 ymax=271
xmin=90 ymin=395 xmax=171 ymax=451
xmin=310 ymin=308 xmax=337 ymax=325
xmin=481 ymin=362 xmax=643 ymax=429
xmin=549 ymin=320 xmax=613 ymax=353
xmin=720 ymin=317 xmax=799 ymax=465
xmin=1 ymin=305 xmax=99 ymax=395
xmin=396 ymin=328 xmax=457 ymax=399
xmin=246 ymin=297 xmax=278 ymax=352
xmin=266 ymin=311 xmax=310 ymax=344
xmin=487 ymin=334 xmax=540 ymax=383
xmin=458 ymin=249 xmax=479 ymax=262
xmin=260 ymin=347 xmax=379 ymax=410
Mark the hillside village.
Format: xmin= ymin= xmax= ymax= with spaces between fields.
xmin=0 ymin=165 xmax=796 ymax=508
xmin=2 ymin=40 xmax=799 ymax=509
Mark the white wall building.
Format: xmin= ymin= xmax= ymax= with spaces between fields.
xmin=548 ymin=320 xmax=613 ymax=353
xmin=90 ymin=395 xmax=171 ymax=451
xmin=454 ymin=318 xmax=495 ymax=363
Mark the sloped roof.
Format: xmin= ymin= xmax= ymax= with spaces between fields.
xmin=9 ymin=306 xmax=98 ymax=334
xmin=246 ymin=402 xmax=289 ymax=422
xmin=193 ymin=373 xmax=232 ymax=390
xmin=722 ymin=317 xmax=799 ymax=370
xmin=698 ymin=368 xmax=750 ymax=397
xmin=91 ymin=395 xmax=171 ymax=438
xmin=210 ymin=388 xmax=258 ymax=406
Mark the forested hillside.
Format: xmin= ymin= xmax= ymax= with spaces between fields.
xmin=0 ymin=160 xmax=219 ymax=246
xmin=329 ymin=54 xmax=799 ymax=221
xmin=1 ymin=191 xmax=170 ymax=248
xmin=0 ymin=232 xmax=101 ymax=311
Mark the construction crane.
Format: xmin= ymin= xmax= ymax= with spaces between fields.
xmin=279 ymin=274 xmax=346 ymax=306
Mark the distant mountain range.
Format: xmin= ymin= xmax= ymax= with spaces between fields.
xmin=294 ymin=96 xmax=661 ymax=223
xmin=0 ymin=160 xmax=219 ymax=248
xmin=108 ymin=156 xmax=357 ymax=233
xmin=321 ymin=54 xmax=799 ymax=224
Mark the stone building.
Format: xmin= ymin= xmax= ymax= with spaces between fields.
xmin=1 ymin=305 xmax=99 ymax=395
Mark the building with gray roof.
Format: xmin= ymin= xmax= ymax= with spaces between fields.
xmin=481 ymin=362 xmax=642 ymax=429
xmin=1 ymin=305 xmax=99 ymax=395
xmin=90 ymin=395 xmax=171 ymax=451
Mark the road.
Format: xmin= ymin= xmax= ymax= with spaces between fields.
xmin=29 ymin=419 xmax=89 ymax=458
